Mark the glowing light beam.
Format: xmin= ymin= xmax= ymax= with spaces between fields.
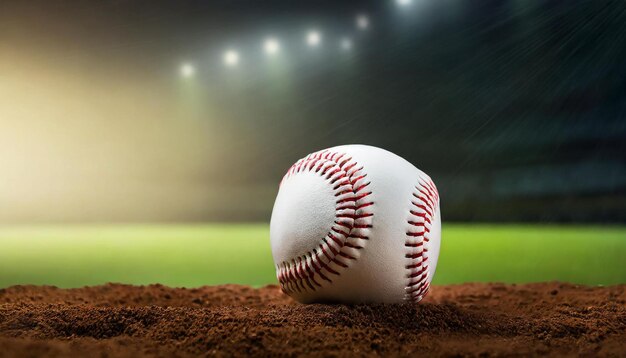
xmin=223 ymin=50 xmax=240 ymax=67
xmin=263 ymin=38 xmax=281 ymax=55
xmin=306 ymin=30 xmax=321 ymax=47
xmin=356 ymin=14 xmax=369 ymax=30
xmin=340 ymin=38 xmax=353 ymax=51
xmin=180 ymin=63 xmax=195 ymax=78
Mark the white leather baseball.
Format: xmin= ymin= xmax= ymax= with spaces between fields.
xmin=270 ymin=144 xmax=441 ymax=303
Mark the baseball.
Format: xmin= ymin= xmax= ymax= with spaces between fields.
xmin=270 ymin=144 xmax=441 ymax=303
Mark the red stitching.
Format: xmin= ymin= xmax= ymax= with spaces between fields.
xmin=333 ymin=221 xmax=352 ymax=229
xmin=339 ymin=251 xmax=356 ymax=260
xmin=354 ymin=191 xmax=373 ymax=201
xmin=350 ymin=174 xmax=367 ymax=184
xmin=405 ymin=251 xmax=425 ymax=259
xmin=336 ymin=213 xmax=374 ymax=219
xmin=325 ymin=239 xmax=339 ymax=255
xmin=302 ymin=258 xmax=319 ymax=285
xmin=405 ymin=262 xmax=422 ymax=269
xmin=348 ymin=233 xmax=369 ymax=240
xmin=345 ymin=243 xmax=364 ymax=249
xmin=336 ymin=197 xmax=357 ymax=204
xmin=409 ymin=210 xmax=432 ymax=224
xmin=331 ymin=227 xmax=350 ymax=237
xmin=353 ymin=181 xmax=371 ymax=193
xmin=319 ymin=259 xmax=340 ymax=276
xmin=332 ymin=179 xmax=350 ymax=188
xmin=332 ymin=258 xmax=349 ymax=268
xmin=340 ymin=162 xmax=354 ymax=174
xmin=334 ymin=189 xmax=353 ymax=196
xmin=408 ymin=265 xmax=428 ymax=278
xmin=410 ymin=199 xmax=433 ymax=216
xmin=277 ymin=150 xmax=374 ymax=295
xmin=320 ymin=246 xmax=333 ymax=261
xmin=336 ymin=203 xmax=357 ymax=210
xmin=405 ymin=175 xmax=439 ymax=302
xmin=355 ymin=202 xmax=374 ymax=210
xmin=327 ymin=232 xmax=343 ymax=246
xmin=405 ymin=242 xmax=423 ymax=247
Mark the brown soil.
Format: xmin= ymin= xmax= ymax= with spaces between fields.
xmin=0 ymin=283 xmax=624 ymax=357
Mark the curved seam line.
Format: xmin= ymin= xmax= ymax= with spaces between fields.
xmin=276 ymin=151 xmax=374 ymax=295
xmin=404 ymin=175 xmax=439 ymax=302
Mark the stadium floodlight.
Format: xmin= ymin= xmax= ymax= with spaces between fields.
xmin=223 ymin=50 xmax=239 ymax=67
xmin=180 ymin=63 xmax=195 ymax=78
xmin=263 ymin=38 xmax=281 ymax=55
xmin=306 ymin=30 xmax=321 ymax=47
xmin=356 ymin=14 xmax=369 ymax=30
xmin=340 ymin=37 xmax=353 ymax=51
xmin=396 ymin=0 xmax=412 ymax=6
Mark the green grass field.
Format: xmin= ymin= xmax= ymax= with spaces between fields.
xmin=0 ymin=224 xmax=624 ymax=288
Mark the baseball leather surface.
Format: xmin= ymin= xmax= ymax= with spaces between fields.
xmin=270 ymin=144 xmax=441 ymax=303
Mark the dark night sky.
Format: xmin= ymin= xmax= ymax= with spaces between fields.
xmin=1 ymin=0 xmax=625 ymax=222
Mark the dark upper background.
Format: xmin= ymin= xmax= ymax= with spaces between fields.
xmin=0 ymin=0 xmax=624 ymax=223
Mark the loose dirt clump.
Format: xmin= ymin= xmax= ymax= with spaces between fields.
xmin=0 ymin=282 xmax=624 ymax=357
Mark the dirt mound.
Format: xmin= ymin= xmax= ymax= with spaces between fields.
xmin=0 ymin=283 xmax=624 ymax=357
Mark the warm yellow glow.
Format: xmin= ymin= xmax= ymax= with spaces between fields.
xmin=0 ymin=47 xmax=218 ymax=222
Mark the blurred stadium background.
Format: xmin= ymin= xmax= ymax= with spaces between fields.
xmin=0 ymin=0 xmax=624 ymax=288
